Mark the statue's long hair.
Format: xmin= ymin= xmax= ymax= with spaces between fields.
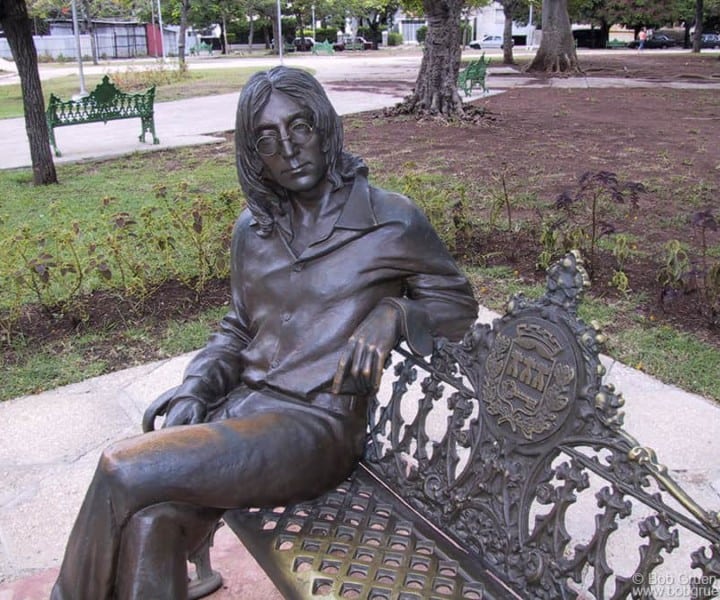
xmin=235 ymin=66 xmax=365 ymax=237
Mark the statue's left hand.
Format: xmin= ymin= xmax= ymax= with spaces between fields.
xmin=163 ymin=397 xmax=207 ymax=427
xmin=332 ymin=302 xmax=401 ymax=395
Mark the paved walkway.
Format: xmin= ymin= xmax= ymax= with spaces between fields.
xmin=1 ymin=52 xmax=719 ymax=597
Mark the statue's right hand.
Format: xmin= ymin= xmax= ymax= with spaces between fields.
xmin=163 ymin=397 xmax=207 ymax=428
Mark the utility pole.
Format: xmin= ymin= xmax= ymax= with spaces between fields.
xmin=70 ymin=0 xmax=87 ymax=98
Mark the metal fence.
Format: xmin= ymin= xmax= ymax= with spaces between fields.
xmin=0 ymin=29 xmax=149 ymax=60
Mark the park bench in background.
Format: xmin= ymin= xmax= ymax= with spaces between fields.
xmin=312 ymin=40 xmax=335 ymax=55
xmin=190 ymin=41 xmax=213 ymax=55
xmin=169 ymin=252 xmax=720 ymax=599
xmin=458 ymin=54 xmax=490 ymax=97
xmin=45 ymin=75 xmax=159 ymax=157
xmin=606 ymin=38 xmax=628 ymax=48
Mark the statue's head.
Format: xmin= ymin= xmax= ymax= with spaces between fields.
xmin=235 ymin=66 xmax=358 ymax=236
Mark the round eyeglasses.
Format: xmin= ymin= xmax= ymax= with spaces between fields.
xmin=255 ymin=120 xmax=314 ymax=157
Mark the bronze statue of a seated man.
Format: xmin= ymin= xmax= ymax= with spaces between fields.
xmin=51 ymin=66 xmax=478 ymax=600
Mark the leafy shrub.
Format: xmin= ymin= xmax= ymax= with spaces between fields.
xmin=657 ymin=239 xmax=691 ymax=300
xmin=543 ymin=171 xmax=645 ymax=280
xmin=0 ymin=185 xmax=241 ymax=332
xmin=314 ymin=28 xmax=339 ymax=43
xmin=416 ymin=26 xmax=427 ymax=45
xmin=395 ymin=171 xmax=473 ymax=255
xmin=388 ymin=32 xmax=404 ymax=46
xmin=656 ymin=211 xmax=719 ymax=326
xmin=111 ymin=64 xmax=188 ymax=91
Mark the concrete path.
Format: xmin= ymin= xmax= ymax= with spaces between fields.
xmin=1 ymin=51 xmax=719 ymax=597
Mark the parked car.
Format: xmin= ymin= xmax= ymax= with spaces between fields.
xmin=333 ymin=35 xmax=373 ymax=51
xmin=700 ymin=33 xmax=720 ymax=48
xmin=293 ymin=36 xmax=315 ymax=51
xmin=627 ymin=33 xmax=677 ymax=49
xmin=468 ymin=35 xmax=512 ymax=50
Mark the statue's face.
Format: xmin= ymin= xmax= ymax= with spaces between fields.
xmin=254 ymin=91 xmax=328 ymax=197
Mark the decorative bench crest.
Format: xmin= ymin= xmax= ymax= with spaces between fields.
xmin=219 ymin=252 xmax=720 ymax=599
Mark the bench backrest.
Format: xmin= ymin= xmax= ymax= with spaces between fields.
xmin=364 ymin=252 xmax=720 ymax=598
xmin=47 ymin=75 xmax=155 ymax=118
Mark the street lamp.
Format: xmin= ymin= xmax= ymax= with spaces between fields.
xmin=70 ymin=0 xmax=87 ymax=99
xmin=312 ymin=5 xmax=316 ymax=40
xmin=277 ymin=0 xmax=283 ymax=64
xmin=157 ymin=0 xmax=166 ymax=62
xmin=527 ymin=1 xmax=534 ymax=50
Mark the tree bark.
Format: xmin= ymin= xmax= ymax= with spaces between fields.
xmin=692 ymin=0 xmax=704 ymax=53
xmin=526 ymin=0 xmax=580 ymax=74
xmin=0 ymin=0 xmax=58 ymax=185
xmin=502 ymin=2 xmax=514 ymax=64
xmin=403 ymin=0 xmax=465 ymax=118
xmin=178 ymin=0 xmax=190 ymax=67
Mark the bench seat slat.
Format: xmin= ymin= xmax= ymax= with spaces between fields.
xmin=225 ymin=465 xmax=511 ymax=600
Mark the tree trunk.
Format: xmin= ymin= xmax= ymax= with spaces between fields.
xmin=403 ymin=0 xmax=465 ymax=118
xmin=178 ymin=0 xmax=190 ymax=67
xmin=221 ymin=14 xmax=229 ymax=54
xmin=692 ymin=0 xmax=704 ymax=53
xmin=526 ymin=0 xmax=580 ymax=74
xmin=249 ymin=16 xmax=255 ymax=52
xmin=274 ymin=16 xmax=280 ymax=55
xmin=502 ymin=3 xmax=514 ymax=64
xmin=0 ymin=0 xmax=58 ymax=185
xmin=81 ymin=0 xmax=98 ymax=65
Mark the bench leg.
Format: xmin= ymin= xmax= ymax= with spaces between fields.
xmin=187 ymin=521 xmax=224 ymax=600
xmin=47 ymin=126 xmax=62 ymax=157
xmin=140 ymin=116 xmax=160 ymax=145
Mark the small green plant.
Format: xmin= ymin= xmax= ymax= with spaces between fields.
xmin=387 ymin=32 xmax=404 ymax=46
xmin=415 ymin=26 xmax=427 ymax=45
xmin=397 ymin=172 xmax=474 ymax=255
xmin=153 ymin=183 xmax=237 ymax=292
xmin=609 ymin=233 xmax=633 ymax=294
xmin=537 ymin=220 xmax=559 ymax=270
xmin=690 ymin=209 xmax=720 ymax=326
xmin=657 ymin=239 xmax=691 ymax=302
xmin=551 ymin=171 xmax=645 ymax=279
xmin=488 ymin=164 xmax=514 ymax=232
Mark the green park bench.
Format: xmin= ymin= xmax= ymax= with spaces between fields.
xmin=458 ymin=54 xmax=490 ymax=97
xmin=45 ymin=75 xmax=159 ymax=157
xmin=190 ymin=41 xmax=213 ymax=55
xmin=312 ymin=40 xmax=335 ymax=55
xmin=606 ymin=38 xmax=628 ymax=49
xmin=178 ymin=253 xmax=720 ymax=599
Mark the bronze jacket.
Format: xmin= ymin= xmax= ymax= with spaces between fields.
xmin=175 ymin=173 xmax=479 ymax=403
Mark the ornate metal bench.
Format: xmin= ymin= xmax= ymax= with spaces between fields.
xmin=190 ymin=252 xmax=720 ymax=599
xmin=458 ymin=55 xmax=490 ymax=97
xmin=312 ymin=40 xmax=335 ymax=55
xmin=45 ymin=75 xmax=159 ymax=157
